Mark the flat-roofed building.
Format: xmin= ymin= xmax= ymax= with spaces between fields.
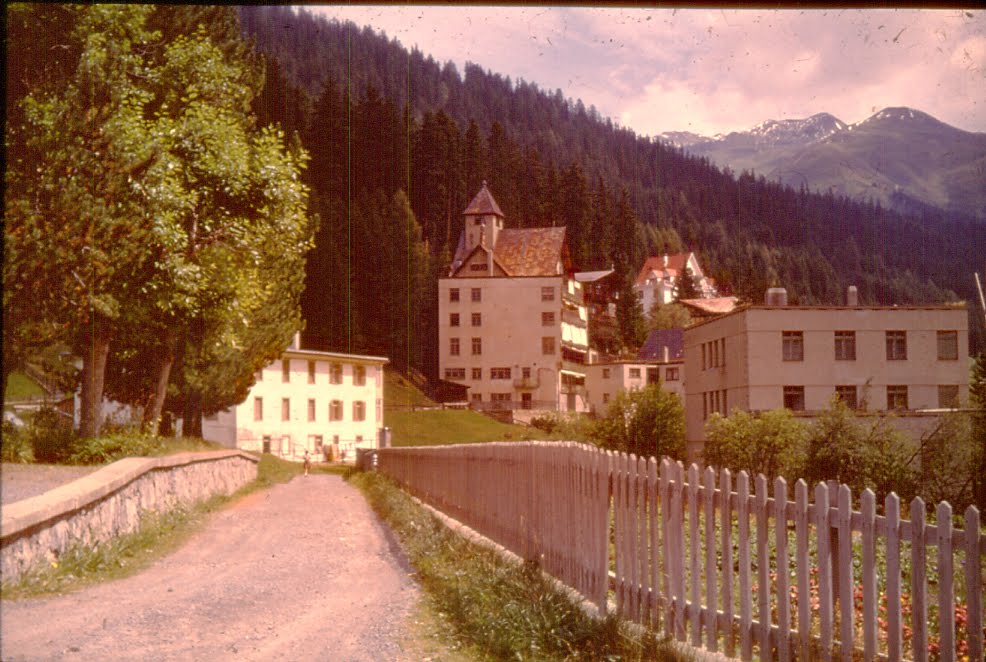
xmin=584 ymin=359 xmax=685 ymax=417
xmin=683 ymin=295 xmax=968 ymax=458
xmin=203 ymin=334 xmax=388 ymax=462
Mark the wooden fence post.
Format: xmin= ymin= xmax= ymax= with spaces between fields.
xmin=756 ymin=474 xmax=770 ymax=659
xmin=885 ymin=493 xmax=903 ymax=662
xmin=816 ymin=482 xmax=833 ymax=661
xmin=937 ymin=501 xmax=954 ymax=662
xmin=738 ymin=470 xmax=752 ymax=661
xmin=688 ymin=463 xmax=701 ymax=646
xmin=721 ymin=468 xmax=735 ymax=658
xmin=775 ymin=477 xmax=790 ymax=662
xmin=861 ymin=489 xmax=876 ymax=662
xmin=965 ymin=505 xmax=982 ymax=662
xmin=911 ymin=497 xmax=927 ymax=662
xmin=838 ymin=484 xmax=854 ymax=662
xmin=704 ymin=466 xmax=718 ymax=653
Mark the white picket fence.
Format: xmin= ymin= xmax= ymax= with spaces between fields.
xmin=375 ymin=442 xmax=984 ymax=662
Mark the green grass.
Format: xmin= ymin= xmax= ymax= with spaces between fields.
xmin=386 ymin=408 xmax=538 ymax=446
xmin=349 ymin=470 xmax=689 ymax=661
xmin=384 ymin=368 xmax=436 ymax=409
xmin=0 ymin=453 xmax=302 ymax=600
xmin=4 ymin=372 xmax=45 ymax=401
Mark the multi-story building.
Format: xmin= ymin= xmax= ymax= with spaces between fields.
xmin=584 ymin=359 xmax=685 ymax=417
xmin=438 ymin=183 xmax=589 ymax=414
xmin=683 ymin=292 xmax=969 ymax=457
xmin=634 ymin=252 xmax=718 ymax=314
xmin=203 ymin=334 xmax=388 ymax=461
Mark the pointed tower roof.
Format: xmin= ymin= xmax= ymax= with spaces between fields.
xmin=463 ymin=181 xmax=504 ymax=217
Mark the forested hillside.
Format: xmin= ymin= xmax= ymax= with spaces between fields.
xmin=238 ymin=6 xmax=986 ymax=376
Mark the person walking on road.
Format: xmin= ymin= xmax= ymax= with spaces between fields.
xmin=303 ymin=450 xmax=311 ymax=476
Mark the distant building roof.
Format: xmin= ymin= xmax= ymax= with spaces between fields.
xmin=638 ymin=328 xmax=685 ymax=361
xmin=635 ymin=253 xmax=695 ymax=286
xmin=574 ymin=269 xmax=615 ymax=283
xmin=462 ymin=181 xmax=504 ymax=217
xmin=679 ymin=297 xmax=738 ymax=316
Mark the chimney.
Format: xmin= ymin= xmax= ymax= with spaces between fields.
xmin=765 ymin=288 xmax=788 ymax=306
xmin=662 ymin=346 xmax=670 ymax=363
xmin=292 ymin=331 xmax=301 ymax=350
xmin=846 ymin=285 xmax=859 ymax=307
xmin=663 ymin=254 xmax=669 ymax=268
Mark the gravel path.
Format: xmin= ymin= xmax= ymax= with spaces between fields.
xmin=1 ymin=463 xmax=101 ymax=504
xmin=1 ymin=474 xmax=422 ymax=661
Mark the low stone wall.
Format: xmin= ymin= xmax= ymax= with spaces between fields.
xmin=1 ymin=450 xmax=258 ymax=583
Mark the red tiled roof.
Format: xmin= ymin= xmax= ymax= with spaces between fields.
xmin=634 ymin=253 xmax=692 ymax=285
xmin=463 ymin=182 xmax=504 ymax=217
xmin=493 ymin=227 xmax=568 ymax=276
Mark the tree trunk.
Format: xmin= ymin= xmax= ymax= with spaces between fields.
xmin=183 ymin=390 xmax=203 ymax=438
xmin=144 ymin=328 xmax=177 ymax=433
xmin=79 ymin=330 xmax=111 ymax=438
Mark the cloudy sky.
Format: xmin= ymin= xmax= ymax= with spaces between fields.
xmin=307 ymin=6 xmax=985 ymax=138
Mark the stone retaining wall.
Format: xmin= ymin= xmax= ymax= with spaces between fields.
xmin=1 ymin=450 xmax=258 ymax=583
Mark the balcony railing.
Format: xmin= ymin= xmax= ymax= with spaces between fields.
xmin=512 ymin=377 xmax=540 ymax=389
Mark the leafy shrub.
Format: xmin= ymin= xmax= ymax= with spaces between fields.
xmin=596 ymin=385 xmax=685 ymax=460
xmin=1 ymin=421 xmax=35 ymax=462
xmin=26 ymin=407 xmax=79 ymax=463
xmin=529 ymin=414 xmax=559 ymax=434
xmin=68 ymin=432 xmax=167 ymax=465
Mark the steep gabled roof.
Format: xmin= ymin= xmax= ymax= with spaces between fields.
xmin=462 ymin=181 xmax=504 ymax=217
xmin=634 ymin=253 xmax=695 ymax=285
xmin=492 ymin=227 xmax=569 ymax=276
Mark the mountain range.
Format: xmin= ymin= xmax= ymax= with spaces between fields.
xmin=660 ymin=108 xmax=986 ymax=221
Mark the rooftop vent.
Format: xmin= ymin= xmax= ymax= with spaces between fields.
xmin=765 ymin=288 xmax=788 ymax=306
xmin=847 ymin=285 xmax=859 ymax=307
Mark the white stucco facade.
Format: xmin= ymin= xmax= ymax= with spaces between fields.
xmin=203 ymin=347 xmax=388 ymax=462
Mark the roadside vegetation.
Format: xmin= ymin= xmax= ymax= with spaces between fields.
xmin=349 ymin=469 xmax=689 ymax=661
xmin=0 ymin=454 xmax=303 ymax=600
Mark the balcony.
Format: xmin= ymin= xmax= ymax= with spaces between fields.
xmin=560 ymin=359 xmax=587 ymax=375
xmin=513 ymin=376 xmax=540 ymax=389
xmin=562 ymin=286 xmax=584 ymax=306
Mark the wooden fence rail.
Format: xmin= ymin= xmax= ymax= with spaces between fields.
xmin=376 ymin=442 xmax=984 ymax=662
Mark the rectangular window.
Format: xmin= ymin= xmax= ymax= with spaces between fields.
xmin=282 ymin=397 xmax=290 ymax=421
xmin=330 ymin=363 xmax=343 ymax=384
xmin=886 ymin=331 xmax=907 ymax=360
xmin=783 ymin=386 xmax=805 ymax=411
xmin=308 ymin=360 xmax=316 ymax=384
xmin=713 ymin=340 xmax=720 ymax=367
xmin=542 ymin=336 xmax=555 ymax=355
xmin=782 ymin=331 xmax=804 ymax=361
xmin=471 ymin=393 xmax=482 ymax=402
xmin=602 ymin=393 xmax=610 ymax=404
xmin=541 ymin=286 xmax=555 ymax=302
xmin=721 ymin=389 xmax=727 ymax=415
xmin=329 ymin=400 xmax=343 ymax=421
xmin=720 ymin=339 xmax=726 ymax=367
xmin=353 ymin=401 xmax=366 ymax=421
xmin=522 ymin=367 xmax=531 ymax=379
xmin=937 ymin=331 xmax=958 ymax=360
xmin=490 ymin=367 xmax=511 ymax=379
xmin=307 ymin=398 xmax=316 ymax=422
xmin=471 ymin=337 xmax=482 ymax=355
xmin=602 ymin=368 xmax=611 ymax=379
xmin=254 ymin=397 xmax=263 ymax=422
xmin=471 ymin=287 xmax=481 ymax=302
xmin=354 ymin=365 xmax=366 ymax=386
xmin=449 ymin=338 xmax=460 ymax=356
xmin=376 ymin=398 xmax=382 ymax=422
xmin=701 ymin=344 xmax=707 ymax=371
xmin=666 ymin=367 xmax=680 ymax=381
xmin=444 ymin=368 xmax=466 ymax=380
xmin=471 ymin=312 xmax=482 ymax=327
xmin=835 ymin=385 xmax=858 ymax=410
xmin=702 ymin=392 xmax=708 ymax=420
xmin=471 ymin=367 xmax=482 ymax=380
xmin=938 ymin=385 xmax=960 ymax=408
xmin=541 ymin=311 xmax=555 ymax=326
xmin=835 ymin=331 xmax=856 ymax=361
xmin=450 ymin=313 xmax=460 ymax=327
xmin=449 ymin=288 xmax=459 ymax=302
xmin=469 ymin=263 xmax=487 ymax=272
xmin=887 ymin=385 xmax=908 ymax=410
xmin=282 ymin=358 xmax=291 ymax=382
xmin=629 ymin=367 xmax=641 ymax=379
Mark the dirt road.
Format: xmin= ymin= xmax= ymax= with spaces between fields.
xmin=1 ymin=474 xmax=422 ymax=661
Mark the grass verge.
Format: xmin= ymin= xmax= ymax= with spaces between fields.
xmin=386 ymin=408 xmax=537 ymax=446
xmin=349 ymin=470 xmax=690 ymax=661
xmin=1 ymin=453 xmax=302 ymax=600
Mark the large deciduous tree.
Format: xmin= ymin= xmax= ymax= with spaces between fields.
xmin=6 ymin=5 xmax=313 ymax=437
